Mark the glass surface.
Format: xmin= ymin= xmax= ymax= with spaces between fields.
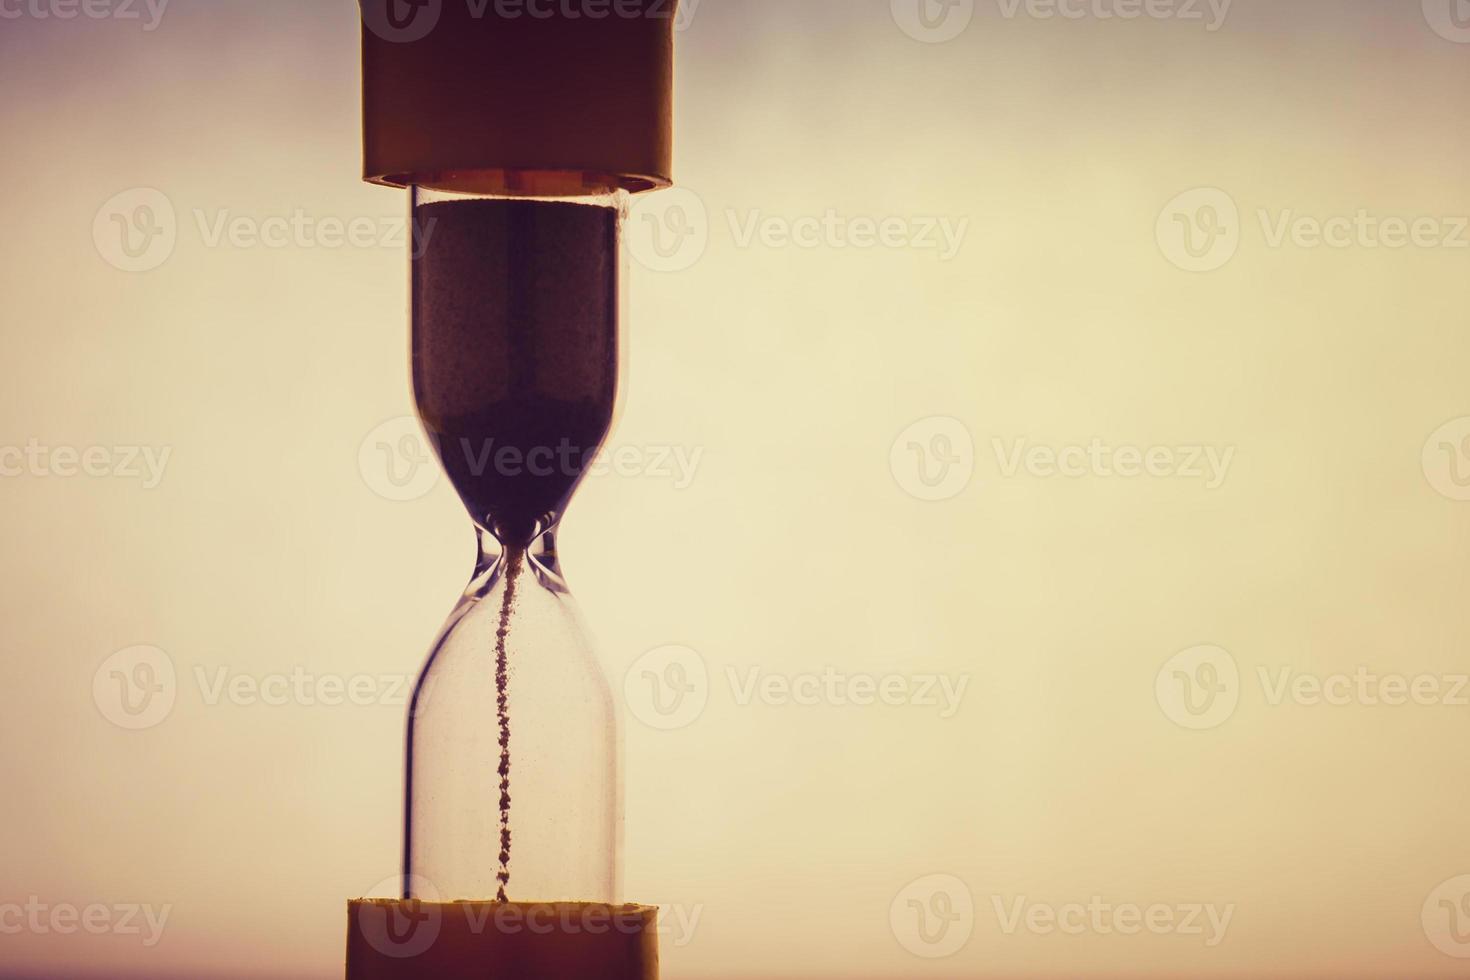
xmin=402 ymin=185 xmax=627 ymax=903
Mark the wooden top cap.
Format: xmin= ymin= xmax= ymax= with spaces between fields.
xmin=359 ymin=0 xmax=676 ymax=195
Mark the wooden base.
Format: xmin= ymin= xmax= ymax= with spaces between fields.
xmin=346 ymin=900 xmax=658 ymax=979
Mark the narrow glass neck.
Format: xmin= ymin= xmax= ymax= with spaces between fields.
xmin=469 ymin=528 xmax=569 ymax=598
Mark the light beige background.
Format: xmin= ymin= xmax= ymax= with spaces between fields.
xmin=2 ymin=0 xmax=1470 ymax=976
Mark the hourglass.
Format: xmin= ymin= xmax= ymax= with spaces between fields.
xmin=406 ymin=187 xmax=624 ymax=904
xmin=347 ymin=3 xmax=675 ymax=977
